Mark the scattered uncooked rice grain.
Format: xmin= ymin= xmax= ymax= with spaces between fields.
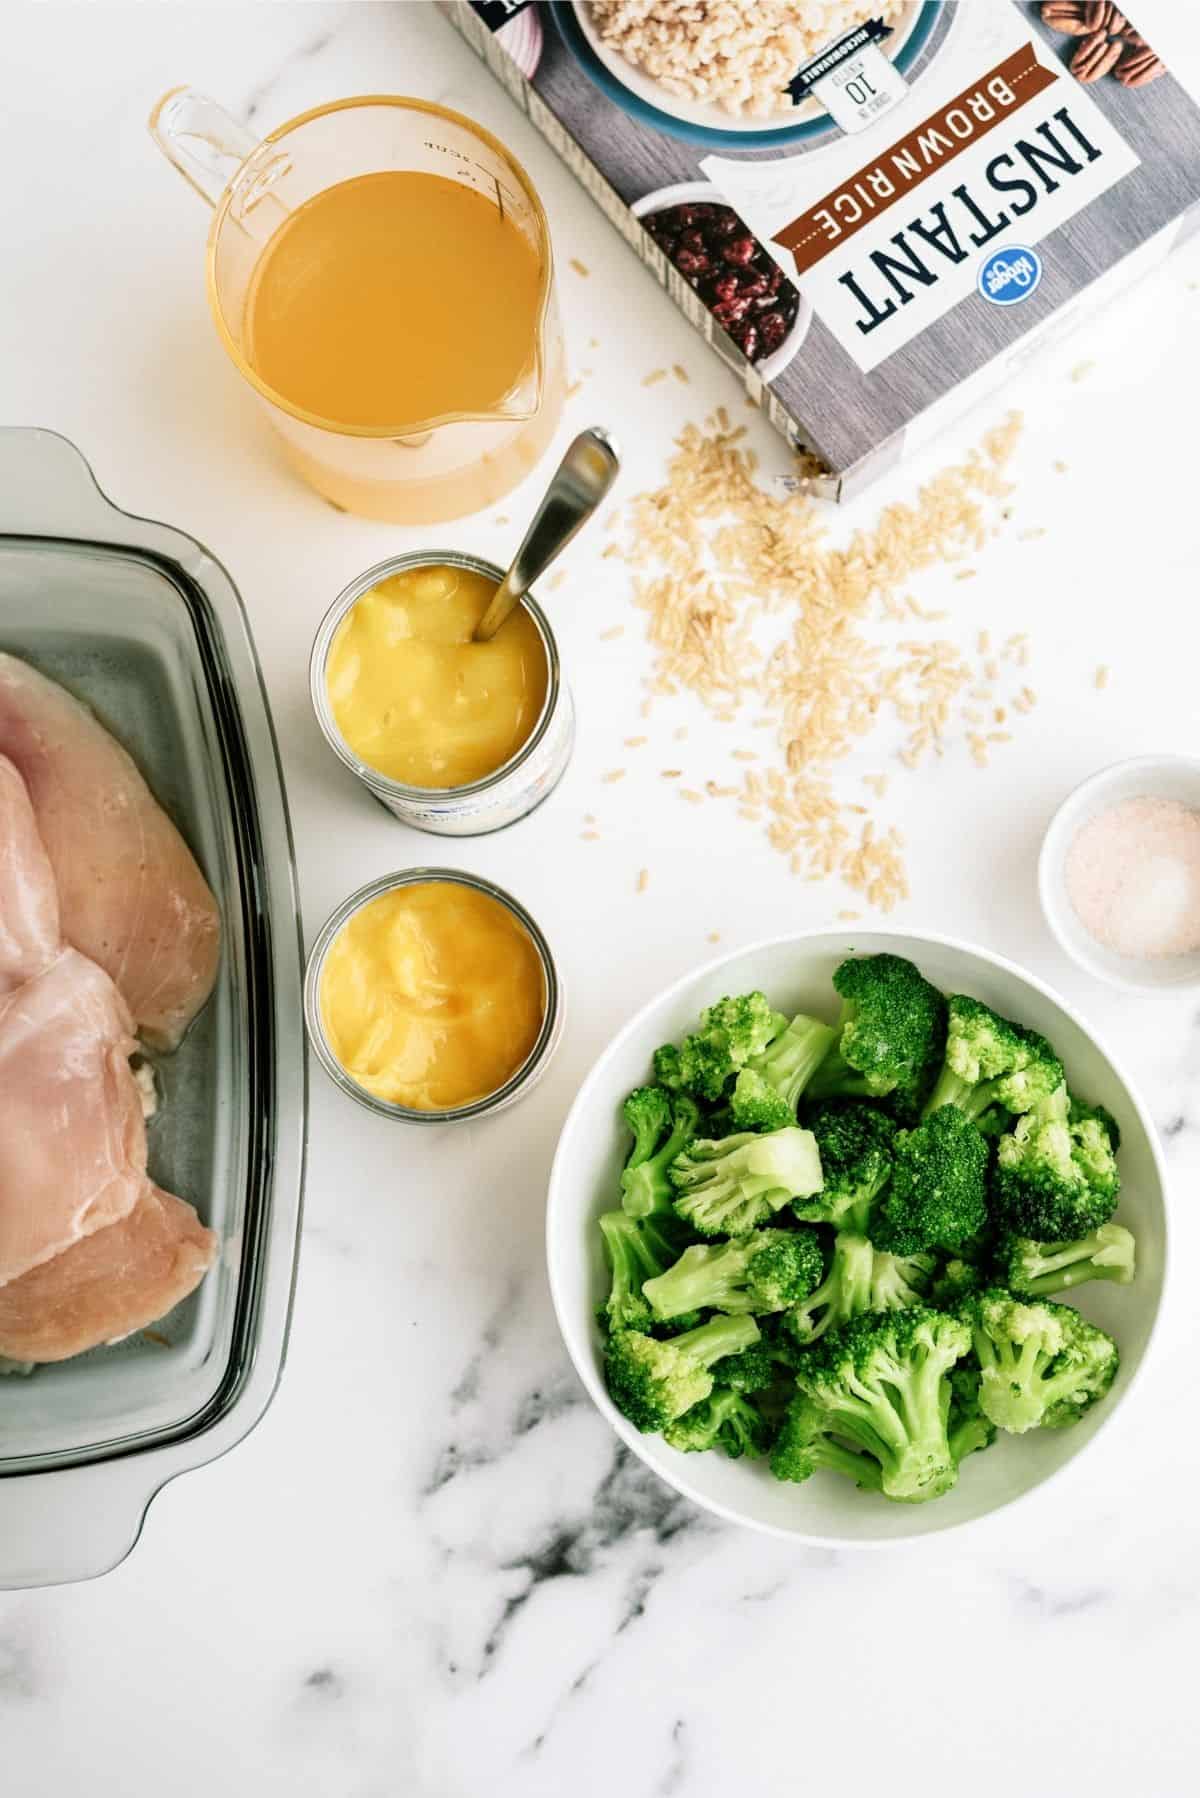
xmin=642 ymin=369 xmax=667 ymax=387
xmin=600 ymin=625 xmax=625 ymax=641
xmin=590 ymin=0 xmax=903 ymax=117
xmin=602 ymin=769 xmax=626 ymax=783
xmin=637 ymin=868 xmax=650 ymax=893
xmin=612 ymin=408 xmax=1031 ymax=908
xmin=1095 ymin=664 xmax=1110 ymax=690
xmin=569 ymin=257 xmax=590 ymax=277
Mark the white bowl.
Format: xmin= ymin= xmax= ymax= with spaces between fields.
xmin=1040 ymin=755 xmax=1200 ymax=993
xmin=545 ymin=928 xmax=1167 ymax=1545
xmin=631 ymin=182 xmax=813 ymax=382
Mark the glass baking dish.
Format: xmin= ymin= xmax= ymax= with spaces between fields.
xmin=0 ymin=429 xmax=306 ymax=1588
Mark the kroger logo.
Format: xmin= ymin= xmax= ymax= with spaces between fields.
xmin=977 ymin=245 xmax=1043 ymax=306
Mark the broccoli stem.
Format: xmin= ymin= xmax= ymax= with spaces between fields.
xmin=1007 ymin=1224 xmax=1135 ymax=1297
xmin=787 ymin=1233 xmax=874 ymax=1344
xmin=643 ymin=1240 xmax=753 ymax=1321
xmin=819 ymin=1395 xmax=901 ymax=1466
xmin=975 ymin=1332 xmax=1049 ymax=1433
xmin=923 ymin=1065 xmax=995 ymax=1121
xmin=948 ymin=1413 xmax=993 ymax=1463
xmin=621 ymin=1099 xmax=698 ymax=1219
xmin=805 ymin=1042 xmax=877 ymax=1102
xmin=752 ymin=1016 xmax=836 ymax=1111
xmin=817 ymin=1436 xmax=885 ymax=1486
xmin=599 ymin=1212 xmax=677 ymax=1331
xmin=672 ymin=1313 xmax=761 ymax=1370
xmin=824 ymin=1357 xmax=956 ymax=1501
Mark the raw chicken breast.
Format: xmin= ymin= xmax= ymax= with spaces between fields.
xmin=0 ymin=653 xmax=220 ymax=1049
xmin=0 ymin=755 xmax=59 ymax=989
xmin=0 ymin=948 xmax=146 ymax=1286
xmin=0 ymin=1185 xmax=217 ymax=1363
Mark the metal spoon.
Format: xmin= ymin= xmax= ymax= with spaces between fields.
xmin=473 ymin=426 xmax=620 ymax=642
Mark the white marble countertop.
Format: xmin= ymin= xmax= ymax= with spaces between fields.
xmin=4 ymin=3 xmax=1200 ymax=1792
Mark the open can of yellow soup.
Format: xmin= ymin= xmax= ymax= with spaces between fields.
xmin=309 ymin=550 xmax=574 ymax=835
xmin=303 ymin=868 xmax=564 ymax=1123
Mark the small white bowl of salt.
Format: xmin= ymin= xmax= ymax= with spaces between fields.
xmin=1040 ymin=755 xmax=1200 ymax=991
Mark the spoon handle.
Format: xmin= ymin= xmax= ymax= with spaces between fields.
xmin=473 ymin=426 xmax=620 ymax=642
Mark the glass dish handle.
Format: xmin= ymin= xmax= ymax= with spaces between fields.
xmin=0 ymin=1461 xmax=164 ymax=1589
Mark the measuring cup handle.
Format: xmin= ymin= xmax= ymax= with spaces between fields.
xmin=148 ymin=86 xmax=262 ymax=208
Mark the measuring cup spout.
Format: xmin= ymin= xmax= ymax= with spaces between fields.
xmin=148 ymin=87 xmax=263 ymax=208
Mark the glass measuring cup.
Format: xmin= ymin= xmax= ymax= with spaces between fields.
xmin=148 ymin=89 xmax=566 ymax=524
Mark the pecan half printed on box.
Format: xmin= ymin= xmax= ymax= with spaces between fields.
xmin=1040 ymin=1 xmax=1166 ymax=89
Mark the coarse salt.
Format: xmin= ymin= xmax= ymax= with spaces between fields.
xmin=1065 ymin=796 xmax=1200 ymax=960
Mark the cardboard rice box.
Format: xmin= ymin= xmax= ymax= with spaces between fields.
xmin=441 ymin=1 xmax=1200 ymax=497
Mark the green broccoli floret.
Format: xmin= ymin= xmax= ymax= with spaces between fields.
xmin=962 ymin=1289 xmax=1119 ymax=1435
xmin=710 ymin=1343 xmax=777 ymax=1394
xmin=1069 ymin=1095 xmax=1121 ymax=1151
xmin=923 ymin=995 xmax=1063 ymax=1121
xmin=654 ymin=992 xmax=787 ymax=1102
xmin=793 ymin=1100 xmax=896 ymax=1233
xmin=872 ymin=1107 xmax=988 ymax=1256
xmin=598 ymin=1210 xmax=686 ymax=1333
xmin=807 ymin=954 xmax=946 ymax=1108
xmin=996 ymin=1222 xmax=1136 ymax=1299
xmin=785 ymin=1232 xmax=934 ymax=1346
xmin=729 ymin=1069 xmax=796 ymax=1134
xmin=732 ymin=1010 xmax=836 ymax=1125
xmin=1068 ymin=1110 xmax=1123 ymax=1195
xmin=947 ymin=1362 xmax=996 ymax=1464
xmin=929 ymin=1255 xmax=985 ymax=1309
xmin=669 ymin=1125 xmax=823 ymax=1237
xmin=604 ymin=1314 xmax=761 ymax=1432
xmin=791 ymin=1307 xmax=971 ymax=1502
xmin=643 ymin=1227 xmax=823 ymax=1321
xmin=992 ymin=1085 xmax=1120 ymax=1240
xmin=770 ymin=1392 xmax=883 ymax=1489
xmin=620 ymin=1091 xmax=701 ymax=1219
xmin=869 ymin=1246 xmax=937 ymax=1312
xmin=975 ymin=1104 xmax=1013 ymax=1141
xmin=621 ymin=1084 xmax=672 ymax=1170
xmin=664 ymin=1386 xmax=772 ymax=1458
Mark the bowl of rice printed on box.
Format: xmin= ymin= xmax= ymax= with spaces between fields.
xmin=559 ymin=0 xmax=945 ymax=146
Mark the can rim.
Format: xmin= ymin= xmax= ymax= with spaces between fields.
xmin=309 ymin=550 xmax=561 ymax=803
xmin=303 ymin=867 xmax=562 ymax=1124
